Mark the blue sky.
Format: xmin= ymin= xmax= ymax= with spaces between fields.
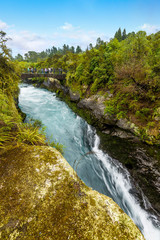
xmin=0 ymin=0 xmax=160 ymax=56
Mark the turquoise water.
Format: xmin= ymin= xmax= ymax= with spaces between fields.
xmin=19 ymin=84 xmax=160 ymax=240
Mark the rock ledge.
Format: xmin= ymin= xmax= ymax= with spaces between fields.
xmin=0 ymin=144 xmax=144 ymax=239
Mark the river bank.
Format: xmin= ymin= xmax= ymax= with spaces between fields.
xmin=18 ymin=83 xmax=160 ymax=239
xmin=0 ymin=84 xmax=147 ymax=240
xmin=33 ymin=77 xmax=160 ymax=217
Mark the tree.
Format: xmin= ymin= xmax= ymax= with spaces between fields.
xmin=127 ymin=31 xmax=135 ymax=38
xmin=76 ymin=45 xmax=82 ymax=53
xmin=39 ymin=51 xmax=48 ymax=59
xmin=95 ymin=37 xmax=104 ymax=49
xmin=15 ymin=53 xmax=23 ymax=61
xmin=89 ymin=43 xmax=93 ymax=50
xmin=114 ymin=31 xmax=151 ymax=89
xmin=70 ymin=46 xmax=75 ymax=53
xmin=62 ymin=44 xmax=70 ymax=54
xmin=114 ymin=28 xmax=122 ymax=42
xmin=122 ymin=29 xmax=127 ymax=40
xmin=149 ymin=31 xmax=160 ymax=75
xmin=0 ymin=31 xmax=20 ymax=93
xmin=49 ymin=46 xmax=58 ymax=56
xmin=0 ymin=31 xmax=11 ymax=57
xmin=27 ymin=51 xmax=39 ymax=62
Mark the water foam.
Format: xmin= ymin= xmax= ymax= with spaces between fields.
xmin=88 ymin=125 xmax=160 ymax=240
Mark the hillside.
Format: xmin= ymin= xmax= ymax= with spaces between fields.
xmin=27 ymin=30 xmax=160 ymax=145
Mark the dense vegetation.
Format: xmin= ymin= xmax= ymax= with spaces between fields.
xmin=12 ymin=29 xmax=160 ymax=145
xmin=0 ymin=31 xmax=63 ymax=152
xmin=14 ymin=44 xmax=83 ymax=62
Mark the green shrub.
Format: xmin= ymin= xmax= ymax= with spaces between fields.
xmin=0 ymin=130 xmax=13 ymax=148
xmin=49 ymin=140 xmax=64 ymax=154
xmin=116 ymin=111 xmax=127 ymax=119
xmin=104 ymin=102 xmax=117 ymax=116
xmin=29 ymin=118 xmax=43 ymax=128
xmin=141 ymin=108 xmax=151 ymax=116
xmin=16 ymin=123 xmax=46 ymax=145
xmin=91 ymin=78 xmax=104 ymax=93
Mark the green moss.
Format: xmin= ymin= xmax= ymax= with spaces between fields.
xmin=0 ymin=89 xmax=63 ymax=153
xmin=0 ymin=144 xmax=144 ymax=240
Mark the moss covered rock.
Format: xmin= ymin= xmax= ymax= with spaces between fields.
xmin=0 ymin=144 xmax=144 ymax=239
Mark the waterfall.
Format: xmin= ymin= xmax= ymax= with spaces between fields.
xmin=19 ymin=84 xmax=160 ymax=240
xmin=87 ymin=125 xmax=160 ymax=240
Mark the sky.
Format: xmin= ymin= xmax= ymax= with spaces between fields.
xmin=0 ymin=0 xmax=160 ymax=56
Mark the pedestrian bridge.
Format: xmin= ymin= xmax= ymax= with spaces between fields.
xmin=21 ymin=73 xmax=66 ymax=81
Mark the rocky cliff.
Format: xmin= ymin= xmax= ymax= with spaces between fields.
xmin=40 ymin=78 xmax=160 ymax=215
xmin=42 ymin=78 xmax=159 ymax=145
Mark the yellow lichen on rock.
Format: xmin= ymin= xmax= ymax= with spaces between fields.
xmin=0 ymin=144 xmax=145 ymax=240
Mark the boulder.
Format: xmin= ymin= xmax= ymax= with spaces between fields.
xmin=103 ymin=128 xmax=139 ymax=140
xmin=0 ymin=144 xmax=144 ymax=240
xmin=44 ymin=77 xmax=62 ymax=90
xmin=116 ymin=119 xmax=140 ymax=135
xmin=78 ymin=95 xmax=117 ymax=126
xmin=69 ymin=89 xmax=80 ymax=102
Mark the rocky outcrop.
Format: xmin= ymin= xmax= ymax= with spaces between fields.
xmin=0 ymin=144 xmax=144 ymax=239
xmin=102 ymin=128 xmax=139 ymax=140
xmin=43 ymin=77 xmax=63 ymax=90
xmin=77 ymin=95 xmax=142 ymax=141
xmin=69 ymin=89 xmax=80 ymax=102
xmin=77 ymin=95 xmax=117 ymax=126
xmin=43 ymin=78 xmax=142 ymax=141
xmin=43 ymin=78 xmax=80 ymax=102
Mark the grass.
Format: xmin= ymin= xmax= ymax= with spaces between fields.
xmin=16 ymin=123 xmax=46 ymax=145
xmin=0 ymin=91 xmax=64 ymax=153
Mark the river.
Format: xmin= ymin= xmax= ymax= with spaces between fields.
xmin=19 ymin=84 xmax=160 ymax=240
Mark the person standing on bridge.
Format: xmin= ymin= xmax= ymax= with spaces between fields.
xmin=41 ymin=68 xmax=43 ymax=73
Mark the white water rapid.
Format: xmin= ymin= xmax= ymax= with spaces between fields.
xmin=19 ymin=84 xmax=160 ymax=240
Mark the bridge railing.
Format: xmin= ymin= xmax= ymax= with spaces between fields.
xmin=21 ymin=73 xmax=66 ymax=81
xmin=23 ymin=68 xmax=67 ymax=75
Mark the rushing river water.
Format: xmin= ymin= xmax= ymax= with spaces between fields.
xmin=19 ymin=84 xmax=160 ymax=240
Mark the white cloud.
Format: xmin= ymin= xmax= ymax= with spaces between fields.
xmin=1 ymin=19 xmax=109 ymax=56
xmin=140 ymin=24 xmax=159 ymax=34
xmin=0 ymin=20 xmax=9 ymax=30
xmin=7 ymin=30 xmax=53 ymax=56
xmin=60 ymin=22 xmax=74 ymax=31
xmin=56 ymin=23 xmax=109 ymax=49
